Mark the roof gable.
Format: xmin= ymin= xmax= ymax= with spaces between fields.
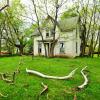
xmin=33 ymin=16 xmax=79 ymax=36
xmin=58 ymin=17 xmax=79 ymax=32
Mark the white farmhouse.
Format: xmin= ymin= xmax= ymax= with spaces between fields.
xmin=33 ymin=16 xmax=81 ymax=57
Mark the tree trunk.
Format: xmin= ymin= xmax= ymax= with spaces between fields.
xmin=88 ymin=32 xmax=94 ymax=57
xmin=19 ymin=46 xmax=24 ymax=56
xmin=49 ymin=40 xmax=57 ymax=57
xmin=80 ymin=33 xmax=86 ymax=56
xmin=50 ymin=43 xmax=54 ymax=57
xmin=0 ymin=39 xmax=1 ymax=56
xmin=44 ymin=43 xmax=48 ymax=57
xmin=98 ymin=30 xmax=100 ymax=57
xmin=15 ymin=44 xmax=25 ymax=56
xmin=0 ymin=31 xmax=3 ymax=56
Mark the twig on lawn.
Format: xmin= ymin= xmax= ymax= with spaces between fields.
xmin=0 ymin=92 xmax=8 ymax=98
xmin=64 ymin=66 xmax=89 ymax=100
xmin=40 ymin=82 xmax=48 ymax=95
xmin=0 ymin=72 xmax=16 ymax=83
xmin=77 ymin=66 xmax=89 ymax=90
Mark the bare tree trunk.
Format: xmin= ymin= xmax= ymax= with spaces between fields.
xmin=49 ymin=0 xmax=59 ymax=57
xmin=93 ymin=31 xmax=99 ymax=52
xmin=80 ymin=25 xmax=86 ymax=56
xmin=32 ymin=0 xmax=48 ymax=57
xmin=50 ymin=40 xmax=57 ymax=57
xmin=0 ymin=22 xmax=5 ymax=55
xmin=76 ymin=0 xmax=99 ymax=57
xmin=50 ymin=44 xmax=55 ymax=57
xmin=15 ymin=44 xmax=25 ymax=56
xmin=0 ymin=34 xmax=1 ymax=55
xmin=0 ymin=40 xmax=1 ymax=51
xmin=98 ymin=27 xmax=100 ymax=57
xmin=18 ymin=46 xmax=24 ymax=56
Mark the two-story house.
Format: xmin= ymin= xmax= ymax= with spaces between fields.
xmin=33 ymin=16 xmax=81 ymax=57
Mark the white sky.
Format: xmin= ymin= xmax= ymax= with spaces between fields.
xmin=20 ymin=0 xmax=74 ymax=25
xmin=13 ymin=0 xmax=97 ymax=27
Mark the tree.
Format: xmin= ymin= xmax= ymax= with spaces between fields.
xmin=75 ymin=0 xmax=100 ymax=57
xmin=0 ymin=12 xmax=6 ymax=55
xmin=31 ymin=0 xmax=68 ymax=57
xmin=0 ymin=0 xmax=30 ymax=55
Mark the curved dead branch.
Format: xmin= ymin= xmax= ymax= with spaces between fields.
xmin=77 ymin=66 xmax=88 ymax=89
xmin=0 ymin=92 xmax=8 ymax=98
xmin=40 ymin=82 xmax=48 ymax=95
xmin=0 ymin=72 xmax=16 ymax=83
xmin=26 ymin=68 xmax=78 ymax=80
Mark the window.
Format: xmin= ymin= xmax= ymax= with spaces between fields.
xmin=38 ymin=42 xmax=42 ymax=54
xmin=46 ymin=32 xmax=49 ymax=37
xmin=60 ymin=42 xmax=65 ymax=53
xmin=50 ymin=29 xmax=54 ymax=37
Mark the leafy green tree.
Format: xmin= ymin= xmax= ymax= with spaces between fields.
xmin=61 ymin=7 xmax=78 ymax=19
xmin=0 ymin=0 xmax=30 ymax=55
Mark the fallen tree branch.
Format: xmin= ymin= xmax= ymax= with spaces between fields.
xmin=77 ymin=66 xmax=88 ymax=89
xmin=0 ymin=92 xmax=8 ymax=98
xmin=40 ymin=82 xmax=48 ymax=95
xmin=0 ymin=72 xmax=16 ymax=83
xmin=26 ymin=68 xmax=78 ymax=80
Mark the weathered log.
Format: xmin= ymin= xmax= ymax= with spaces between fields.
xmin=26 ymin=68 xmax=78 ymax=80
xmin=77 ymin=66 xmax=88 ymax=89
xmin=40 ymin=82 xmax=48 ymax=95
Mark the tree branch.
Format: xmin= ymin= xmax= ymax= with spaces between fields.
xmin=77 ymin=66 xmax=88 ymax=89
xmin=0 ymin=0 xmax=9 ymax=11
xmin=26 ymin=68 xmax=78 ymax=80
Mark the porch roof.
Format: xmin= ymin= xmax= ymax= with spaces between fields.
xmin=38 ymin=39 xmax=57 ymax=43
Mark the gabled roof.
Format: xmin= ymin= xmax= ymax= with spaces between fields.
xmin=32 ymin=16 xmax=79 ymax=36
xmin=32 ymin=28 xmax=41 ymax=36
xmin=58 ymin=17 xmax=79 ymax=32
xmin=43 ymin=15 xmax=79 ymax=32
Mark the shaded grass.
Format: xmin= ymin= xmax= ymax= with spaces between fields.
xmin=0 ymin=56 xmax=100 ymax=100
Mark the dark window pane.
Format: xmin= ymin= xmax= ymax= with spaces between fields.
xmin=60 ymin=42 xmax=65 ymax=53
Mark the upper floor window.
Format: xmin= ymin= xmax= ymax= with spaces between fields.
xmin=46 ymin=29 xmax=54 ymax=38
xmin=50 ymin=29 xmax=54 ymax=37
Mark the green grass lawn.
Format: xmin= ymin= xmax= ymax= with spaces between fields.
xmin=0 ymin=56 xmax=100 ymax=100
